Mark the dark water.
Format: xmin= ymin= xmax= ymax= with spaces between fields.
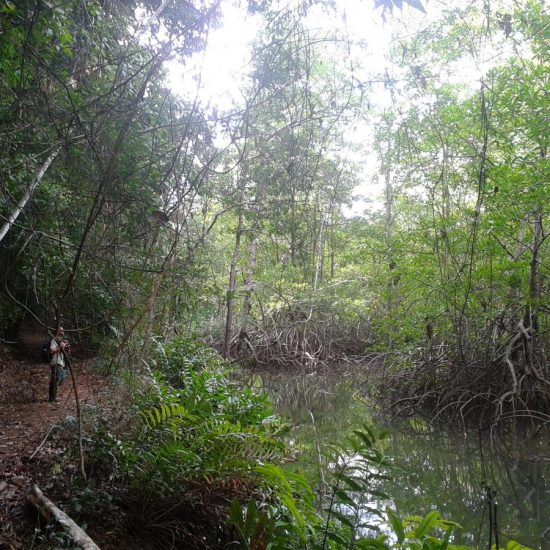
xmin=240 ymin=368 xmax=550 ymax=549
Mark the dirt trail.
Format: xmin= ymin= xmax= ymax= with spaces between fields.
xmin=0 ymin=325 xmax=106 ymax=548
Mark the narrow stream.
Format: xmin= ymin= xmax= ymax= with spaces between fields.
xmin=241 ymin=368 xmax=550 ymax=549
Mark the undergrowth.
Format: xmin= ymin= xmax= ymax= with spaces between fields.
xmin=89 ymin=337 xmax=286 ymax=547
xmin=85 ymin=338 xmax=532 ymax=549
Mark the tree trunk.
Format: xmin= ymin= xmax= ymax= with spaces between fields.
xmin=0 ymin=146 xmax=60 ymax=244
xmin=59 ymin=56 xmax=163 ymax=304
xmin=138 ymin=241 xmax=178 ymax=367
xmin=241 ymin=226 xmax=259 ymax=330
xmin=522 ymin=208 xmax=544 ymax=374
xmin=223 ymin=209 xmax=244 ymax=359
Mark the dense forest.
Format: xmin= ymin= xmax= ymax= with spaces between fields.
xmin=0 ymin=0 xmax=548 ymax=548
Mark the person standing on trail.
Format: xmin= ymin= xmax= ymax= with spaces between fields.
xmin=49 ymin=326 xmax=69 ymax=402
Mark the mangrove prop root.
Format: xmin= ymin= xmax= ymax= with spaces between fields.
xmin=377 ymin=337 xmax=550 ymax=426
xmin=228 ymin=313 xmax=370 ymax=369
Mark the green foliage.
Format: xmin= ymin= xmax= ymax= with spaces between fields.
xmin=33 ymin=523 xmax=79 ymax=549
xmin=98 ymin=339 xmax=286 ymax=496
xmin=228 ymin=498 xmax=282 ymax=549
xmin=227 ymin=465 xmax=320 ymax=549
xmin=256 ymin=462 xmax=317 ymax=540
xmin=320 ymin=425 xmax=389 ymax=547
xmin=226 ymin=425 xmax=485 ymax=550
xmin=141 ymin=402 xmax=194 ymax=430
xmin=375 ymin=0 xmax=426 ymax=18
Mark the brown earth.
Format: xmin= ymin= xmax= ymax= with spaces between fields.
xmin=0 ymin=327 xmax=133 ymax=549
xmin=0 ymin=327 xmax=244 ymax=549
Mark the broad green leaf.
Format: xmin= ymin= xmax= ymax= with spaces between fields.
xmin=355 ymin=536 xmax=390 ymax=549
xmin=413 ymin=511 xmax=440 ymax=538
xmin=506 ymin=542 xmax=532 ymax=550
xmin=327 ymin=529 xmax=348 ymax=546
xmin=438 ymin=526 xmax=453 ymax=550
xmin=335 ymin=488 xmax=356 ymax=505
xmin=386 ymin=507 xmax=405 ymax=543
xmin=340 ymin=474 xmax=365 ymax=491
xmin=330 ymin=509 xmax=356 ymax=529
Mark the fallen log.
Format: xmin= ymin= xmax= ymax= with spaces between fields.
xmin=27 ymin=485 xmax=101 ymax=550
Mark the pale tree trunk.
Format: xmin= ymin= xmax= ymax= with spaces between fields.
xmin=440 ymin=151 xmax=451 ymax=273
xmin=523 ymin=208 xmax=545 ymax=373
xmin=308 ymin=210 xmax=326 ymax=321
xmin=313 ymin=216 xmax=326 ymax=294
xmin=384 ymin=158 xmax=397 ymax=296
xmin=384 ymin=167 xmax=393 ymax=258
xmin=329 ymin=227 xmax=335 ymax=279
xmin=240 ymin=225 xmax=260 ymax=330
xmin=234 ymin=223 xmax=260 ymax=359
xmin=223 ymin=208 xmax=244 ymax=359
xmin=138 ymin=271 xmax=165 ymax=366
xmin=240 ymin=184 xmax=266 ymax=338
xmin=526 ymin=209 xmax=543 ymax=329
xmin=290 ymin=184 xmax=297 ymax=267
xmin=0 ymin=146 xmax=60 ymax=244
xmin=383 ymin=147 xmax=399 ymax=350
xmin=28 ymin=486 xmax=100 ymax=550
xmin=526 ymin=141 xmax=547 ymax=338
xmin=327 ymin=205 xmax=336 ymax=281
xmin=299 ymin=210 xmax=326 ymax=363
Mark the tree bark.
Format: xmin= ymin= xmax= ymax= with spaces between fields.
xmin=223 ymin=209 xmax=244 ymax=359
xmin=0 ymin=146 xmax=60 ymax=244
xmin=240 ymin=226 xmax=259 ymax=331
xmin=28 ymin=485 xmax=100 ymax=550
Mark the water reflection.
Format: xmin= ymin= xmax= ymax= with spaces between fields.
xmin=237 ymin=367 xmax=550 ymax=549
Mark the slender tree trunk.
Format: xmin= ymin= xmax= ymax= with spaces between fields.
xmin=240 ymin=180 xmax=265 ymax=333
xmin=314 ymin=220 xmax=325 ymax=293
xmin=0 ymin=146 xmax=60 ymax=244
xmin=384 ymin=162 xmax=394 ymax=272
xmin=139 ymin=263 xmax=169 ymax=367
xmin=63 ymin=351 xmax=86 ymax=481
xmin=522 ymin=208 xmax=544 ymax=374
xmin=384 ymin=149 xmax=398 ymax=317
xmin=223 ymin=209 xmax=244 ymax=359
xmin=290 ymin=183 xmax=297 ymax=267
xmin=308 ymin=212 xmax=326 ymax=321
xmin=526 ymin=209 xmax=543 ymax=332
xmin=138 ymin=223 xmax=180 ymax=362
xmin=59 ymin=56 xmax=163 ymax=304
xmin=241 ymin=225 xmax=259 ymax=330
xmin=234 ymin=222 xmax=260 ymax=359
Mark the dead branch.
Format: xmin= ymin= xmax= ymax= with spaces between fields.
xmin=29 ymin=424 xmax=60 ymax=461
xmin=27 ymin=485 xmax=101 ymax=549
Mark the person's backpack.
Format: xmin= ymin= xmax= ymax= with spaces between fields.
xmin=41 ymin=340 xmax=50 ymax=363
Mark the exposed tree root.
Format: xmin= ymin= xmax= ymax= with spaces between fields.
xmin=229 ymin=307 xmax=371 ymax=371
xmin=376 ymin=336 xmax=550 ymax=427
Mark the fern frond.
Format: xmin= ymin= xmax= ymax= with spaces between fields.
xmin=142 ymin=403 xmax=193 ymax=429
xmin=255 ymin=463 xmax=307 ymax=536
